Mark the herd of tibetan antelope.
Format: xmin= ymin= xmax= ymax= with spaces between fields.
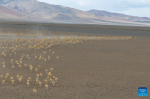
xmin=0 ymin=33 xmax=132 ymax=95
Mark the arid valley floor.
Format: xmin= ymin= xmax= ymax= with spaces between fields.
xmin=0 ymin=24 xmax=150 ymax=99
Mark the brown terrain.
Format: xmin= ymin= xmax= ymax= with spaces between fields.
xmin=0 ymin=25 xmax=150 ymax=99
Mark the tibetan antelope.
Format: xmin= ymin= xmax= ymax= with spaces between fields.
xmin=43 ymin=51 xmax=46 ymax=55
xmin=42 ymin=57 xmax=44 ymax=60
xmin=35 ymin=68 xmax=38 ymax=73
xmin=36 ymin=78 xmax=39 ymax=84
xmin=44 ymin=79 xmax=47 ymax=84
xmin=27 ymin=81 xmax=30 ymax=87
xmin=35 ymin=56 xmax=37 ymax=59
xmin=52 ymin=80 xmax=55 ymax=86
xmin=6 ymin=73 xmax=9 ymax=77
xmin=45 ymin=69 xmax=48 ymax=74
xmin=39 ymin=81 xmax=42 ymax=87
xmin=33 ymin=88 xmax=37 ymax=95
xmin=20 ymin=58 xmax=22 ymax=61
xmin=48 ymin=55 xmax=50 ymax=60
xmin=28 ymin=57 xmax=30 ymax=60
xmin=20 ymin=61 xmax=22 ymax=64
xmin=38 ymin=65 xmax=41 ymax=69
xmin=39 ymin=56 xmax=41 ymax=61
xmin=47 ymin=76 xmax=50 ymax=81
xmin=20 ymin=76 xmax=23 ymax=79
xmin=11 ymin=61 xmax=13 ymax=65
xmin=2 ymin=80 xmax=5 ymax=85
xmin=12 ymin=65 xmax=14 ymax=69
xmin=19 ymin=77 xmax=22 ymax=83
xmin=5 ymin=75 xmax=8 ymax=81
xmin=48 ymin=72 xmax=52 ymax=77
xmin=24 ymin=63 xmax=27 ymax=67
xmin=40 ymin=73 xmax=43 ymax=77
xmin=45 ymin=84 xmax=48 ymax=90
xmin=28 ymin=77 xmax=31 ymax=82
xmin=44 ymin=58 xmax=46 ymax=62
xmin=11 ymin=79 xmax=14 ymax=86
xmin=37 ymin=74 xmax=39 ymax=78
xmin=16 ymin=75 xmax=19 ymax=80
xmin=1 ymin=52 xmax=4 ymax=56
xmin=19 ymin=65 xmax=21 ymax=69
xmin=50 ymin=68 xmax=54 ymax=72
xmin=55 ymin=77 xmax=58 ymax=83
xmin=0 ymin=75 xmax=3 ymax=80
xmin=50 ymin=78 xmax=52 ymax=83
xmin=2 ymin=61 xmax=5 ymax=65
xmin=10 ymin=77 xmax=13 ymax=81
xmin=30 ymin=67 xmax=33 ymax=72
xmin=14 ymin=52 xmax=16 ymax=55
xmin=3 ymin=65 xmax=5 ymax=69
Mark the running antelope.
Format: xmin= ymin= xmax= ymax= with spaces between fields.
xmin=45 ymin=69 xmax=48 ymax=74
xmin=33 ymin=88 xmax=37 ymax=95
xmin=38 ymin=65 xmax=41 ymax=69
xmin=16 ymin=75 xmax=19 ymax=80
xmin=35 ymin=68 xmax=38 ymax=73
xmin=19 ymin=65 xmax=21 ymax=69
xmin=11 ymin=79 xmax=14 ymax=86
xmin=50 ymin=78 xmax=52 ymax=83
xmin=12 ymin=65 xmax=14 ymax=69
xmin=37 ymin=73 xmax=39 ymax=78
xmin=28 ymin=77 xmax=31 ymax=82
xmin=36 ymin=78 xmax=39 ymax=84
xmin=0 ymin=75 xmax=3 ymax=80
xmin=40 ymin=73 xmax=43 ymax=77
xmin=48 ymin=55 xmax=50 ymax=60
xmin=48 ymin=72 xmax=52 ymax=77
xmin=52 ymin=80 xmax=55 ymax=86
xmin=50 ymin=68 xmax=54 ymax=72
xmin=30 ymin=66 xmax=33 ymax=72
xmin=44 ymin=58 xmax=46 ymax=62
xmin=35 ymin=56 xmax=37 ymax=59
xmin=27 ymin=81 xmax=30 ymax=87
xmin=19 ymin=77 xmax=22 ymax=83
xmin=3 ymin=65 xmax=5 ymax=69
xmin=10 ymin=77 xmax=13 ymax=81
xmin=44 ymin=79 xmax=47 ymax=84
xmin=24 ymin=63 xmax=27 ymax=67
xmin=5 ymin=75 xmax=8 ymax=81
xmin=2 ymin=80 xmax=5 ymax=85
xmin=55 ymin=77 xmax=58 ymax=83
xmin=45 ymin=83 xmax=48 ymax=90
xmin=39 ymin=81 xmax=42 ymax=87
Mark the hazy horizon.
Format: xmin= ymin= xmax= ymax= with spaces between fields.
xmin=37 ymin=0 xmax=150 ymax=18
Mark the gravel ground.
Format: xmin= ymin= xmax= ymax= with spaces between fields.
xmin=0 ymin=27 xmax=150 ymax=99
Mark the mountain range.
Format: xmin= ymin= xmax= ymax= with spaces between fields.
xmin=0 ymin=0 xmax=150 ymax=25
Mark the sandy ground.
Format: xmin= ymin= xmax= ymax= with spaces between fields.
xmin=0 ymin=27 xmax=150 ymax=99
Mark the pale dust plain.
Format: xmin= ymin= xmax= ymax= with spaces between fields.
xmin=0 ymin=27 xmax=150 ymax=99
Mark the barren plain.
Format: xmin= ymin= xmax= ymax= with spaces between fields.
xmin=0 ymin=23 xmax=150 ymax=99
